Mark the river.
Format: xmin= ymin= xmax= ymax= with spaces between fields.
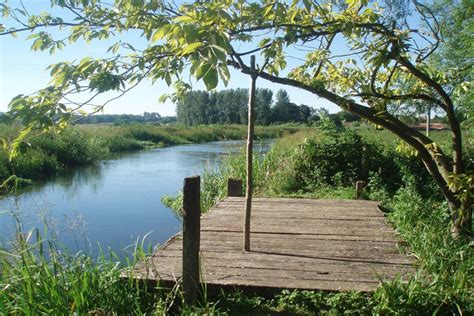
xmin=0 ymin=139 xmax=273 ymax=257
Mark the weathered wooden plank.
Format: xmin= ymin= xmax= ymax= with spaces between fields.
xmin=161 ymin=244 xmax=413 ymax=264
xmin=224 ymin=197 xmax=379 ymax=205
xmin=213 ymin=203 xmax=382 ymax=213
xmin=202 ymin=216 xmax=390 ymax=228
xmin=196 ymin=231 xmax=399 ymax=243
xmin=199 ymin=231 xmax=401 ymax=243
xmin=169 ymin=235 xmax=403 ymax=253
xmin=200 ymin=225 xmax=396 ymax=237
xmin=153 ymin=248 xmax=414 ymax=267
xmin=147 ymin=256 xmax=414 ymax=277
xmin=206 ymin=210 xmax=387 ymax=220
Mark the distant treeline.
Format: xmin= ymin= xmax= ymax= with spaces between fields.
xmin=73 ymin=112 xmax=176 ymax=125
xmin=177 ymin=89 xmax=321 ymax=126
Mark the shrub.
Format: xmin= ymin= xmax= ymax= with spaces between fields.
xmin=32 ymin=128 xmax=108 ymax=165
xmin=10 ymin=148 xmax=61 ymax=179
xmin=292 ymin=130 xmax=365 ymax=190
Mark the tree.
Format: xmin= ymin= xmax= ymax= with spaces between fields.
xmin=177 ymin=88 xmax=275 ymax=125
xmin=1 ymin=0 xmax=472 ymax=239
xmin=255 ymin=89 xmax=273 ymax=125
xmin=430 ymin=0 xmax=474 ymax=128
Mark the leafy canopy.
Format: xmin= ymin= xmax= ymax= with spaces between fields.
xmin=2 ymin=0 xmax=469 ymax=130
xmin=1 ymin=0 xmax=471 ymax=183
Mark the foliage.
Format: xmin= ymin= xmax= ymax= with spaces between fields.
xmin=374 ymin=188 xmax=474 ymax=314
xmin=0 ymin=215 xmax=159 ymax=314
xmin=1 ymin=0 xmax=472 ymax=236
xmin=430 ymin=0 xmax=474 ymax=128
xmin=74 ymin=112 xmax=176 ymax=125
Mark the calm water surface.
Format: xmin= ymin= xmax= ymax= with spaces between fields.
xmin=0 ymin=140 xmax=272 ymax=257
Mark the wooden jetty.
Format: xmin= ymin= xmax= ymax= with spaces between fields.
xmin=132 ymin=195 xmax=415 ymax=293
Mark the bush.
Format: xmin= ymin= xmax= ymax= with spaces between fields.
xmin=10 ymin=148 xmax=61 ymax=179
xmin=31 ymin=128 xmax=109 ymax=165
xmin=292 ymin=130 xmax=365 ymax=190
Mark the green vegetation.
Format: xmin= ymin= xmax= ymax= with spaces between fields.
xmin=162 ymin=122 xmax=473 ymax=314
xmin=3 ymin=0 xmax=471 ymax=238
xmin=2 ymin=124 xmax=472 ymax=314
xmin=1 ymin=0 xmax=472 ymax=313
xmin=0 ymin=123 xmax=302 ymax=190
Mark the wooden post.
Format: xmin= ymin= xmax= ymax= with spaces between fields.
xmin=182 ymin=176 xmax=200 ymax=305
xmin=244 ymin=55 xmax=257 ymax=252
xmin=228 ymin=178 xmax=243 ymax=197
xmin=355 ymin=180 xmax=366 ymax=199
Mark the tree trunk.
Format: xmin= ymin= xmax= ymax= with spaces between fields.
xmin=450 ymin=197 xmax=473 ymax=240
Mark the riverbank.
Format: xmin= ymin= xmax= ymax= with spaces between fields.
xmin=1 ymin=122 xmax=472 ymax=314
xmin=0 ymin=123 xmax=303 ymax=191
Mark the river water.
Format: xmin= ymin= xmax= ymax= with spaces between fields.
xmin=0 ymin=139 xmax=273 ymax=257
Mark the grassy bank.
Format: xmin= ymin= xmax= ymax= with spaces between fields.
xmin=0 ymin=123 xmax=303 ymax=190
xmin=1 ymin=121 xmax=472 ymax=314
xmin=162 ymin=121 xmax=473 ymax=314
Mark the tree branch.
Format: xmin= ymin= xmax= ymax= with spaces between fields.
xmin=228 ymin=58 xmax=456 ymax=203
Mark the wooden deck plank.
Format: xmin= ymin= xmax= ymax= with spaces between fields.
xmin=132 ymin=197 xmax=415 ymax=293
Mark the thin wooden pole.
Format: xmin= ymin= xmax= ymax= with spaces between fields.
xmin=182 ymin=175 xmax=200 ymax=305
xmin=244 ymin=55 xmax=257 ymax=252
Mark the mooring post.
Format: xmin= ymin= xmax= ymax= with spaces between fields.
xmin=355 ymin=180 xmax=366 ymax=199
xmin=244 ymin=55 xmax=257 ymax=252
xmin=182 ymin=176 xmax=201 ymax=305
xmin=228 ymin=178 xmax=243 ymax=197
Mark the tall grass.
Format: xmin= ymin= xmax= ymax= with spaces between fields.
xmin=0 ymin=215 xmax=153 ymax=314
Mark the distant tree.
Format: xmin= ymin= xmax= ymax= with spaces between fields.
xmin=177 ymin=88 xmax=278 ymax=125
xmin=271 ymin=89 xmax=292 ymax=123
xmin=297 ymin=104 xmax=312 ymax=123
xmin=255 ymin=89 xmax=273 ymax=125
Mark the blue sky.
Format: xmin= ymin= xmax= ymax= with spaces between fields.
xmin=0 ymin=1 xmax=340 ymax=116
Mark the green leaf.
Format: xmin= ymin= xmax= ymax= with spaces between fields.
xmin=0 ymin=138 xmax=7 ymax=151
xmin=258 ymin=38 xmax=271 ymax=48
xmin=180 ymin=42 xmax=203 ymax=55
xmin=195 ymin=63 xmax=212 ymax=80
xmin=173 ymin=15 xmax=194 ymax=23
xmin=218 ymin=64 xmax=230 ymax=86
xmin=203 ymin=67 xmax=218 ymax=90
xmin=26 ymin=33 xmax=40 ymax=40
xmin=164 ymin=72 xmax=172 ymax=86
xmin=151 ymin=25 xmax=171 ymax=42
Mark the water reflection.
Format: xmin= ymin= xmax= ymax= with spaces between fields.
xmin=0 ymin=139 xmax=273 ymax=257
